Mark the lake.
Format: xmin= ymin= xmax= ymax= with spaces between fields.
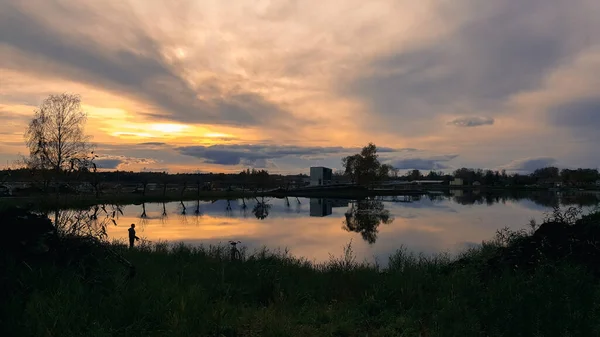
xmin=81 ymin=191 xmax=599 ymax=264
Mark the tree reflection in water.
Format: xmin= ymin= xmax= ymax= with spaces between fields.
xmin=225 ymin=199 xmax=233 ymax=217
xmin=179 ymin=201 xmax=187 ymax=215
xmin=194 ymin=200 xmax=202 ymax=217
xmin=240 ymin=198 xmax=249 ymax=218
xmin=160 ymin=202 xmax=168 ymax=224
xmin=252 ymin=197 xmax=272 ymax=220
xmin=138 ymin=203 xmax=148 ymax=226
xmin=139 ymin=203 xmax=147 ymax=219
xmin=343 ymin=198 xmax=394 ymax=244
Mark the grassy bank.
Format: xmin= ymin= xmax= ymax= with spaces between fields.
xmin=3 ymin=238 xmax=600 ymax=337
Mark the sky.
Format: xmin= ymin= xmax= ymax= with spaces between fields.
xmin=1 ymin=0 xmax=599 ymax=174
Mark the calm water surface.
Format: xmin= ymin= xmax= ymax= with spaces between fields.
xmin=99 ymin=193 xmax=599 ymax=264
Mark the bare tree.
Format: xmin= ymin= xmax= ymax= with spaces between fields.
xmin=24 ymin=93 xmax=92 ymax=173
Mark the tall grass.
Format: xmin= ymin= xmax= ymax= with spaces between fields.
xmin=3 ymin=236 xmax=600 ymax=337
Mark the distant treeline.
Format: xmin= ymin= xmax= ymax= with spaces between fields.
xmin=1 ymin=166 xmax=599 ymax=190
xmin=400 ymin=167 xmax=600 ymax=187
xmin=444 ymin=190 xmax=600 ymax=208
xmin=0 ymin=168 xmax=308 ymax=191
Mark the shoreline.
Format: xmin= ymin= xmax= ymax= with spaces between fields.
xmin=1 ymin=185 xmax=599 ymax=210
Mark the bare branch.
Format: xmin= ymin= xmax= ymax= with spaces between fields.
xmin=24 ymin=93 xmax=93 ymax=173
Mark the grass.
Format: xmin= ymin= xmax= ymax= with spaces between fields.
xmin=4 ymin=237 xmax=600 ymax=337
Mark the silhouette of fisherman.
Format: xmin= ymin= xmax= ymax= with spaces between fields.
xmin=128 ymin=223 xmax=140 ymax=248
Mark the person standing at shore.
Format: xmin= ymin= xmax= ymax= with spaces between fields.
xmin=128 ymin=223 xmax=140 ymax=248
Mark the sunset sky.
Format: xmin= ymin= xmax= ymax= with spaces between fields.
xmin=1 ymin=0 xmax=599 ymax=174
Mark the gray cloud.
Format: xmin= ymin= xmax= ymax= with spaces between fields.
xmin=178 ymin=145 xmax=345 ymax=166
xmin=94 ymin=154 xmax=158 ymax=169
xmin=344 ymin=0 xmax=594 ymax=134
xmin=549 ymin=98 xmax=600 ymax=131
xmin=390 ymin=154 xmax=458 ymax=170
xmin=92 ymin=143 xmax=203 ymax=168
xmin=0 ymin=2 xmax=294 ymax=128
xmin=447 ymin=116 xmax=494 ymax=127
xmin=136 ymin=142 xmax=169 ymax=147
xmin=176 ymin=144 xmax=410 ymax=166
xmin=94 ymin=159 xmax=122 ymax=169
xmin=500 ymin=157 xmax=557 ymax=172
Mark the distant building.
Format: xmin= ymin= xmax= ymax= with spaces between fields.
xmin=450 ymin=178 xmax=464 ymax=186
xmin=310 ymin=198 xmax=333 ymax=217
xmin=310 ymin=167 xmax=332 ymax=186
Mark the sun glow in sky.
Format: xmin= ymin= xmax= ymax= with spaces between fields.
xmin=1 ymin=0 xmax=599 ymax=173
xmin=148 ymin=123 xmax=190 ymax=134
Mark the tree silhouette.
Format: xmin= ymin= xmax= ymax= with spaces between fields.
xmin=342 ymin=143 xmax=392 ymax=186
xmin=407 ymin=169 xmax=423 ymax=181
xmin=24 ymin=93 xmax=92 ymax=173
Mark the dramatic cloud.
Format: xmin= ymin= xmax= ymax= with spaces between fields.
xmin=343 ymin=0 xmax=597 ymax=135
xmin=390 ymin=155 xmax=459 ymax=170
xmin=176 ymin=144 xmax=404 ymax=166
xmin=447 ymin=116 xmax=494 ymax=128
xmin=500 ymin=157 xmax=558 ymax=172
xmin=0 ymin=1 xmax=298 ymax=129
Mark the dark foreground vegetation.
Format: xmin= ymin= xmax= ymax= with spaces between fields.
xmin=3 ymin=206 xmax=600 ymax=336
